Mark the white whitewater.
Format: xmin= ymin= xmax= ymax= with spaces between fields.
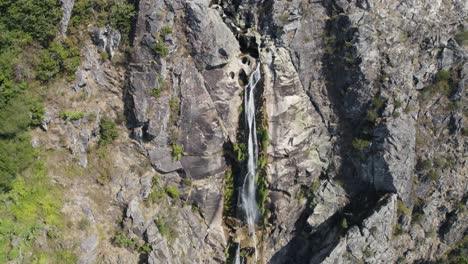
xmin=234 ymin=244 xmax=241 ymax=264
xmin=237 ymin=62 xmax=262 ymax=263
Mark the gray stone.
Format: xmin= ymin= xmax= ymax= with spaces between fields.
xmin=361 ymin=116 xmax=416 ymax=204
xmin=79 ymin=235 xmax=99 ymax=264
xmin=60 ymin=0 xmax=75 ymax=35
xmin=89 ymin=26 xmax=121 ymax=59
xmin=185 ymin=0 xmax=240 ymax=68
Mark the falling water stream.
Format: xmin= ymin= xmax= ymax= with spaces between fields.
xmin=236 ymin=62 xmax=262 ymax=263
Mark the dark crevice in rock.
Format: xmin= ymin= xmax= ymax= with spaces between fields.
xmin=270 ymin=190 xmax=385 ymax=263
xmin=321 ymin=2 xmax=370 ymax=195
xmin=267 ymin=2 xmax=399 ymax=261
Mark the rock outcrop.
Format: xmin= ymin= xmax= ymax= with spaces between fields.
xmin=38 ymin=0 xmax=468 ymax=262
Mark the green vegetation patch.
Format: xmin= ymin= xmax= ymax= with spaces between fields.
xmin=352 ymin=138 xmax=371 ymax=151
xmin=454 ymin=31 xmax=468 ymax=46
xmin=154 ymin=216 xmax=178 ymax=243
xmin=153 ymin=41 xmax=169 ymax=57
xmin=99 ymin=117 xmax=119 ymax=146
xmin=113 ymin=232 xmax=151 ymax=253
xmin=59 ymin=111 xmax=85 ymax=121
xmin=36 ymin=39 xmax=81 ymax=81
xmin=171 ymin=144 xmax=184 ymax=161
xmin=164 ymin=185 xmax=179 ymax=199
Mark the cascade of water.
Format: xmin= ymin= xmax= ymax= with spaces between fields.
xmin=234 ymin=244 xmax=241 ymax=264
xmin=238 ymin=62 xmax=261 ymax=262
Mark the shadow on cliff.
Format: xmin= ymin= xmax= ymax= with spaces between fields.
xmin=269 ymin=1 xmax=388 ymax=262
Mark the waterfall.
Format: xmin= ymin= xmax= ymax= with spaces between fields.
xmin=234 ymin=244 xmax=241 ymax=264
xmin=238 ymin=62 xmax=261 ymax=262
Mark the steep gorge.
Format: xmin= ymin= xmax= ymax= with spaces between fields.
xmin=0 ymin=0 xmax=466 ymax=263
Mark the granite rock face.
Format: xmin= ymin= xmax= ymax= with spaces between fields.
xmin=48 ymin=0 xmax=468 ymax=262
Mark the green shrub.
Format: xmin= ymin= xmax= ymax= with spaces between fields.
xmin=164 ymin=185 xmax=179 ymax=199
xmin=416 ymin=158 xmax=432 ymax=172
xmin=454 ymin=31 xmax=468 ymax=46
xmin=29 ymin=99 xmax=45 ymax=127
xmin=0 ymin=0 xmax=62 ymax=45
xmin=223 ymin=168 xmax=235 ymax=216
xmin=258 ymin=155 xmax=266 ymax=169
xmin=154 ymin=216 xmax=177 ymax=243
xmin=372 ymin=96 xmax=384 ymax=109
xmin=257 ymin=174 xmax=267 ymax=215
xmin=341 ymin=218 xmax=349 ymax=229
xmin=394 ymin=99 xmax=403 ymax=109
xmin=59 ymin=111 xmax=85 ymax=121
xmin=258 ymin=127 xmax=269 ymax=149
xmin=109 ymin=1 xmax=137 ymax=39
xmin=146 ymin=178 xmax=166 ymax=205
xmin=171 ymin=144 xmax=183 ymax=161
xmin=436 ymin=70 xmax=451 ymax=82
xmin=352 ymin=138 xmax=371 ymax=151
xmin=153 ymin=41 xmax=169 ymax=57
xmin=169 ymin=97 xmax=180 ymax=124
xmin=100 ymin=51 xmax=109 ymax=60
xmin=150 ymin=87 xmax=162 ymax=98
xmin=37 ymin=40 xmax=81 ymax=81
xmin=397 ymin=200 xmax=411 ymax=216
xmin=113 ymin=232 xmax=138 ymax=249
xmin=0 ymin=162 xmax=64 ymax=263
xmin=0 ymin=134 xmax=38 ymax=191
xmin=155 ymin=216 xmax=170 ymax=237
xmin=427 ymin=169 xmax=439 ymax=182
xmin=99 ymin=117 xmax=118 ymax=146
xmin=69 ymin=0 xmax=95 ymax=30
xmin=0 ymin=97 xmax=33 ymax=136
xmin=36 ymin=51 xmax=60 ymax=81
xmin=160 ymin=25 xmax=173 ymax=38
xmin=366 ymin=109 xmax=379 ymax=123
xmin=233 ymin=143 xmax=247 ymax=161
xmin=278 ymin=12 xmax=289 ymax=24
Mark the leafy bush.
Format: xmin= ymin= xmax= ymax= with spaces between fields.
xmin=169 ymin=97 xmax=180 ymax=123
xmin=436 ymin=70 xmax=451 ymax=82
xmin=352 ymin=138 xmax=371 ymax=151
xmin=113 ymin=232 xmax=138 ymax=249
xmin=0 ymin=0 xmax=62 ymax=45
xmin=341 ymin=218 xmax=349 ymax=229
xmin=223 ymin=168 xmax=235 ymax=216
xmin=155 ymin=216 xmax=170 ymax=237
xmin=150 ymin=87 xmax=162 ymax=98
xmin=233 ymin=143 xmax=247 ymax=161
xmin=257 ymin=173 xmax=267 ymax=215
xmin=155 ymin=216 xmax=177 ymax=243
xmin=153 ymin=41 xmax=169 ymax=57
xmin=113 ymin=232 xmax=151 ymax=253
xmin=160 ymin=25 xmax=173 ymax=38
xmin=171 ymin=144 xmax=183 ymax=161
xmin=397 ymin=200 xmax=411 ymax=216
xmin=164 ymin=185 xmax=179 ymax=199
xmin=0 ymin=134 xmax=37 ymax=191
xmin=36 ymin=40 xmax=80 ymax=81
xmin=0 ymin=97 xmax=33 ymax=136
xmin=99 ymin=117 xmax=119 ymax=146
xmin=419 ymin=70 xmax=453 ymax=101
xmin=366 ymin=109 xmax=379 ymax=123
xmin=0 ymin=162 xmax=64 ymax=262
xmin=59 ymin=111 xmax=85 ymax=121
xmin=454 ymin=31 xmax=468 ymax=46
xmin=109 ymin=1 xmax=137 ymax=39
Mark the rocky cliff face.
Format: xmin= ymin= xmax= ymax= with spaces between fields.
xmin=34 ymin=0 xmax=467 ymax=263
